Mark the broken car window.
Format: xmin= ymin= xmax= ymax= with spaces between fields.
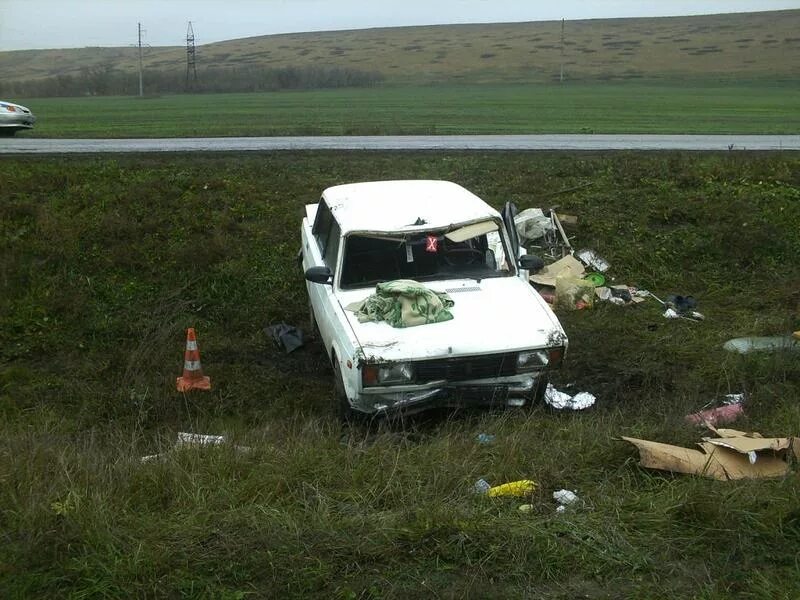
xmin=340 ymin=220 xmax=512 ymax=288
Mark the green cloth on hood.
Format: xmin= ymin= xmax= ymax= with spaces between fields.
xmin=354 ymin=280 xmax=454 ymax=328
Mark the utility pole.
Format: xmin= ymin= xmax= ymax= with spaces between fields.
xmin=138 ymin=22 xmax=144 ymax=97
xmin=560 ymin=18 xmax=565 ymax=83
xmin=186 ymin=21 xmax=198 ymax=91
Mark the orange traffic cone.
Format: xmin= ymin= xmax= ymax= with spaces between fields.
xmin=176 ymin=328 xmax=211 ymax=392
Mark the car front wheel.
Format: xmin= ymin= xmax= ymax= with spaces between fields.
xmin=332 ymin=358 xmax=355 ymax=422
xmin=529 ymin=374 xmax=550 ymax=406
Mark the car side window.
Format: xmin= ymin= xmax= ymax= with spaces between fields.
xmin=311 ymin=199 xmax=341 ymax=271
xmin=312 ymin=199 xmax=333 ymax=253
xmin=325 ymin=221 xmax=341 ymax=271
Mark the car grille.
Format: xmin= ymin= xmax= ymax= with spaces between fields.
xmin=415 ymin=352 xmax=517 ymax=382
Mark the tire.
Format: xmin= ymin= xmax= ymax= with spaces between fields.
xmin=332 ymin=357 xmax=354 ymax=422
xmin=308 ymin=300 xmax=318 ymax=335
xmin=529 ymin=373 xmax=550 ymax=406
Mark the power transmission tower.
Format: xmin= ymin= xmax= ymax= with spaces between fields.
xmin=186 ymin=22 xmax=198 ymax=91
xmin=138 ymin=22 xmax=144 ymax=96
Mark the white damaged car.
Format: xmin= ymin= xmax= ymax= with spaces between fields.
xmin=301 ymin=180 xmax=567 ymax=418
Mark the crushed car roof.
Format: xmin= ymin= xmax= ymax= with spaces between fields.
xmin=322 ymin=180 xmax=500 ymax=233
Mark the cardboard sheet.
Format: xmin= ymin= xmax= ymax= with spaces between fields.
xmin=622 ymin=430 xmax=798 ymax=481
xmin=530 ymin=254 xmax=585 ymax=287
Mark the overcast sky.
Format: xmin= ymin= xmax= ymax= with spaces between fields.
xmin=1 ymin=0 xmax=798 ymax=51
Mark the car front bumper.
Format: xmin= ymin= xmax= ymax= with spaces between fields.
xmin=0 ymin=114 xmax=36 ymax=129
xmin=355 ymin=372 xmax=545 ymax=416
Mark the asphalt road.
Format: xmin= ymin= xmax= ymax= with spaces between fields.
xmin=2 ymin=134 xmax=800 ymax=153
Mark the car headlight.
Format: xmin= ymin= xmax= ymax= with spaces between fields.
xmin=516 ymin=347 xmax=564 ymax=372
xmin=362 ymin=362 xmax=415 ymax=386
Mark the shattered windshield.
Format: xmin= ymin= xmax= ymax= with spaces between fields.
xmin=340 ymin=220 xmax=513 ymax=289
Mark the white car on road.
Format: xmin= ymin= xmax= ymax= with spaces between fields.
xmin=301 ymin=180 xmax=567 ymax=418
xmin=0 ymin=100 xmax=36 ymax=135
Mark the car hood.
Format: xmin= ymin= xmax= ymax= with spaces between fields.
xmin=336 ymin=277 xmax=566 ymax=363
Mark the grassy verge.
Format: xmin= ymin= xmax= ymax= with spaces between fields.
xmin=14 ymin=82 xmax=800 ymax=138
xmin=1 ymin=151 xmax=799 ymax=597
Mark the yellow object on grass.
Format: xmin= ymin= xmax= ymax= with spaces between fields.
xmin=487 ymin=479 xmax=537 ymax=498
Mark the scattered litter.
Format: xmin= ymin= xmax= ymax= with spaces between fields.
xmin=576 ymin=248 xmax=610 ymax=273
xmin=176 ymin=432 xmax=226 ymax=447
xmin=529 ymin=254 xmax=585 ymax=287
xmin=553 ymin=489 xmax=579 ymax=506
xmin=555 ymin=274 xmax=595 ymax=310
xmin=544 ymin=384 xmax=596 ymax=410
xmin=487 ymin=480 xmax=537 ymax=498
xmin=514 ymin=208 xmax=554 ymax=245
xmin=622 ymin=427 xmax=800 ymax=480
xmin=474 ymin=478 xmax=492 ymax=495
xmin=555 ymin=213 xmax=578 ymax=227
xmin=724 ymin=393 xmax=745 ymax=404
xmin=595 ymin=285 xmax=646 ymax=307
xmin=265 ymin=323 xmax=305 ymax=353
xmin=583 ymin=273 xmax=606 ymax=287
xmin=518 ymin=504 xmax=534 ymax=513
xmin=476 ymin=433 xmax=496 ymax=445
xmin=685 ymin=403 xmax=745 ymax=427
xmin=656 ymin=293 xmax=705 ymax=321
xmin=176 ymin=328 xmax=211 ymax=392
xmin=141 ymin=431 xmax=250 ymax=463
xmin=723 ymin=336 xmax=799 ymax=354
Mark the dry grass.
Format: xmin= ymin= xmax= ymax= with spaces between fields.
xmin=1 ymin=152 xmax=799 ymax=597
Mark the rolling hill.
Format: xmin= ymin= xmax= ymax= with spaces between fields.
xmin=1 ymin=9 xmax=798 ymax=88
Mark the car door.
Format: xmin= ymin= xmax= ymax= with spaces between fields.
xmin=502 ymin=201 xmax=529 ymax=280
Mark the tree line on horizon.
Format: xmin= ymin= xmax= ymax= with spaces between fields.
xmin=0 ymin=64 xmax=385 ymax=98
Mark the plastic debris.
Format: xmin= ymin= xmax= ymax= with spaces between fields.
xmin=686 ymin=403 xmax=744 ymax=426
xmin=555 ymin=274 xmax=595 ymax=310
xmin=176 ymin=432 xmax=225 ymax=447
xmin=476 ymin=433 xmax=496 ymax=445
xmin=518 ymin=504 xmax=534 ymax=513
xmin=514 ymin=208 xmax=554 ymax=245
xmin=487 ymin=480 xmax=537 ymax=498
xmin=544 ymin=384 xmax=596 ymax=410
xmin=576 ymin=249 xmax=610 ymax=272
xmin=474 ymin=479 xmax=492 ymax=495
xmin=265 ymin=323 xmax=305 ymax=353
xmin=723 ymin=336 xmax=799 ymax=354
xmin=553 ymin=489 xmax=579 ymax=506
xmin=141 ymin=431 xmax=250 ymax=463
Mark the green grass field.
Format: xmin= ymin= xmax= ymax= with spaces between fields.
xmin=15 ymin=82 xmax=800 ymax=137
xmin=2 ymin=151 xmax=799 ymax=597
